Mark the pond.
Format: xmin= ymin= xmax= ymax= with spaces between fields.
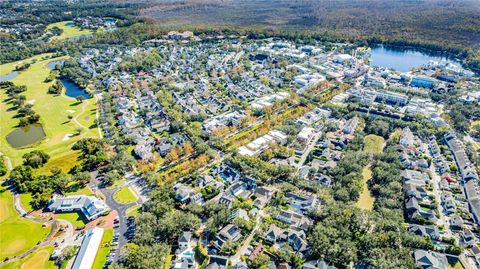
xmin=0 ymin=71 xmax=18 ymax=82
xmin=47 ymin=60 xmax=65 ymax=70
xmin=6 ymin=124 xmax=46 ymax=148
xmin=65 ymin=22 xmax=76 ymax=27
xmin=370 ymin=46 xmax=461 ymax=72
xmin=69 ymin=34 xmax=93 ymax=41
xmin=59 ymin=78 xmax=91 ymax=99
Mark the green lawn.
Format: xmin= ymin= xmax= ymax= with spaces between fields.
xmin=165 ymin=254 xmax=173 ymax=269
xmin=0 ymin=188 xmax=51 ymax=261
xmin=0 ymin=245 xmax=55 ymax=269
xmin=363 ymin=134 xmax=385 ymax=154
xmin=55 ymin=212 xmax=87 ymax=228
xmin=113 ymin=186 xmax=137 ymax=204
xmin=47 ymin=21 xmax=94 ymax=41
xmin=0 ymin=53 xmax=99 ymax=171
xmin=19 ymin=192 xmax=34 ymax=212
xmin=126 ymin=204 xmax=141 ymax=217
xmin=356 ymin=165 xmax=374 ymax=210
xmin=92 ymin=228 xmax=113 ymax=269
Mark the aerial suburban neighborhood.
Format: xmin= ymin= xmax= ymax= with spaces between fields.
xmin=0 ymin=1 xmax=479 ymax=269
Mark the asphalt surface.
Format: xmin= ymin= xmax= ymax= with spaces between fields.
xmin=90 ymin=173 xmax=137 ymax=264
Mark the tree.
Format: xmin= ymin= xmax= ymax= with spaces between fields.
xmin=72 ymin=171 xmax=91 ymax=187
xmin=165 ymin=148 xmax=179 ymax=163
xmin=22 ymin=150 xmax=50 ymax=168
xmin=0 ymin=156 xmax=7 ymax=176
xmin=103 ymin=170 xmax=120 ymax=186
xmin=250 ymin=253 xmax=270 ymax=269
xmin=10 ymin=165 xmax=34 ymax=192
xmin=123 ymin=243 xmax=170 ymax=269
xmin=157 ymin=210 xmax=201 ymax=241
xmin=471 ymin=124 xmax=480 ymax=139
xmin=183 ymin=143 xmax=193 ymax=156
xmin=76 ymin=96 xmax=85 ymax=103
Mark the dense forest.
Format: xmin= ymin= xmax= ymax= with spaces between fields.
xmin=1 ymin=0 xmax=479 ymax=72
xmin=133 ymin=0 xmax=480 ymax=72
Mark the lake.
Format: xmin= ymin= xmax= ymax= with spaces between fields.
xmin=0 ymin=71 xmax=18 ymax=82
xmin=59 ymin=78 xmax=91 ymax=98
xmin=65 ymin=22 xmax=75 ymax=27
xmin=6 ymin=124 xmax=46 ymax=148
xmin=69 ymin=34 xmax=93 ymax=41
xmin=47 ymin=60 xmax=65 ymax=70
xmin=370 ymin=46 xmax=461 ymax=72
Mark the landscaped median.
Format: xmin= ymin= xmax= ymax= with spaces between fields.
xmin=113 ymin=186 xmax=137 ymax=204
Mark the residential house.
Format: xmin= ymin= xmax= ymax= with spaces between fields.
xmin=408 ymin=224 xmax=440 ymax=240
xmin=413 ymin=250 xmax=447 ymax=269
xmin=214 ymin=224 xmax=242 ymax=250
xmin=206 ymin=256 xmax=229 ymax=269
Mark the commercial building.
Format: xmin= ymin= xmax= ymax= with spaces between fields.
xmin=411 ymin=76 xmax=436 ymax=88
xmin=48 ymin=195 xmax=110 ymax=221
xmin=72 ymin=227 xmax=104 ymax=269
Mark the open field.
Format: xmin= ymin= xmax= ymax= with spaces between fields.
xmin=0 ymin=188 xmax=51 ymax=261
xmin=0 ymin=53 xmax=99 ymax=171
xmin=55 ymin=212 xmax=87 ymax=228
xmin=0 ymin=245 xmax=55 ymax=269
xmin=92 ymin=228 xmax=113 ymax=269
xmin=363 ymin=134 xmax=385 ymax=155
xmin=356 ymin=135 xmax=385 ymax=210
xmin=113 ymin=186 xmax=137 ymax=204
xmin=47 ymin=21 xmax=94 ymax=41
xmin=356 ymin=165 xmax=374 ymax=210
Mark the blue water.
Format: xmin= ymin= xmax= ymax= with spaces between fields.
xmin=69 ymin=34 xmax=93 ymax=41
xmin=370 ymin=46 xmax=461 ymax=72
xmin=0 ymin=71 xmax=18 ymax=81
xmin=47 ymin=60 xmax=65 ymax=70
xmin=6 ymin=124 xmax=46 ymax=148
xmin=65 ymin=22 xmax=75 ymax=27
xmin=182 ymin=251 xmax=194 ymax=258
xmin=59 ymin=78 xmax=91 ymax=98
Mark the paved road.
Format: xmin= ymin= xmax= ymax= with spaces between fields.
xmin=1 ymin=154 xmax=13 ymax=171
xmin=427 ymin=152 xmax=452 ymax=238
xmin=230 ymin=211 xmax=264 ymax=263
xmin=294 ymin=128 xmax=323 ymax=169
xmin=90 ymin=174 xmax=138 ymax=263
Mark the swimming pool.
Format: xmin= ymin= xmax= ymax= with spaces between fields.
xmin=182 ymin=250 xmax=195 ymax=258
